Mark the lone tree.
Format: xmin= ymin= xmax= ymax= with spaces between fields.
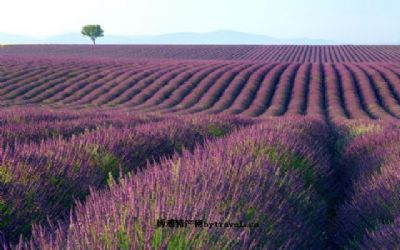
xmin=81 ymin=25 xmax=104 ymax=45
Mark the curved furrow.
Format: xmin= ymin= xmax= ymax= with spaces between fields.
xmin=127 ymin=64 xmax=208 ymax=109
xmin=297 ymin=46 xmax=307 ymax=62
xmin=317 ymin=47 xmax=323 ymax=63
xmin=262 ymin=63 xmax=301 ymax=117
xmin=320 ymin=63 xmax=330 ymax=121
xmin=284 ymin=46 xmax=296 ymax=62
xmin=241 ymin=63 xmax=288 ymax=116
xmin=0 ymin=67 xmax=50 ymax=92
xmin=367 ymin=46 xmax=391 ymax=62
xmin=105 ymin=64 xmax=182 ymax=106
xmin=72 ymin=64 xmax=150 ymax=106
xmin=353 ymin=46 xmax=371 ymax=62
xmin=323 ymin=47 xmax=330 ymax=63
xmin=377 ymin=62 xmax=400 ymax=76
xmin=304 ymin=46 xmax=313 ymax=62
xmin=204 ymin=63 xmax=264 ymax=114
xmin=129 ymin=64 xmax=209 ymax=110
xmin=253 ymin=47 xmax=267 ymax=61
xmin=382 ymin=47 xmax=400 ymax=62
xmin=45 ymin=66 xmax=118 ymax=104
xmin=344 ymin=46 xmax=356 ymax=62
xmin=316 ymin=46 xmax=322 ymax=63
xmin=304 ymin=64 xmax=327 ymax=120
xmin=256 ymin=47 xmax=273 ymax=61
xmin=334 ymin=64 xmax=375 ymax=119
xmin=182 ymin=63 xmax=252 ymax=114
xmin=312 ymin=46 xmax=319 ymax=63
xmin=0 ymin=66 xmax=67 ymax=98
xmin=25 ymin=66 xmax=106 ymax=104
xmin=326 ymin=47 xmax=334 ymax=63
xmin=328 ymin=47 xmax=338 ymax=63
xmin=0 ymin=64 xmax=26 ymax=83
xmin=72 ymin=70 xmax=136 ymax=106
xmin=318 ymin=46 xmax=327 ymax=63
xmin=90 ymin=64 xmax=156 ymax=105
xmin=253 ymin=47 xmax=268 ymax=61
xmin=266 ymin=46 xmax=281 ymax=62
xmin=118 ymin=65 xmax=191 ymax=107
xmin=294 ymin=46 xmax=304 ymax=63
xmin=345 ymin=64 xmax=396 ymax=120
xmin=0 ymin=63 xmax=48 ymax=83
xmin=278 ymin=45 xmax=291 ymax=62
xmin=391 ymin=65 xmax=400 ymax=72
xmin=283 ymin=46 xmax=295 ymax=61
xmin=300 ymin=46 xmax=309 ymax=62
xmin=310 ymin=46 xmax=318 ymax=63
xmin=168 ymin=63 xmax=238 ymax=113
xmin=367 ymin=46 xmax=387 ymax=62
xmin=371 ymin=65 xmax=400 ymax=101
xmin=223 ymin=64 xmax=277 ymax=115
xmin=351 ymin=46 xmax=370 ymax=62
xmin=150 ymin=64 xmax=227 ymax=113
xmin=359 ymin=64 xmax=400 ymax=116
xmin=341 ymin=45 xmax=353 ymax=62
xmin=272 ymin=46 xmax=287 ymax=62
xmin=276 ymin=46 xmax=289 ymax=61
xmin=307 ymin=45 xmax=315 ymax=63
xmin=2 ymin=67 xmax=75 ymax=101
xmin=288 ymin=46 xmax=301 ymax=62
xmin=241 ymin=47 xmax=260 ymax=60
xmin=71 ymin=64 xmax=152 ymax=106
xmin=346 ymin=46 xmax=362 ymax=62
xmin=288 ymin=46 xmax=299 ymax=62
xmin=332 ymin=63 xmax=376 ymax=119
xmin=334 ymin=47 xmax=345 ymax=62
xmin=285 ymin=63 xmax=311 ymax=116
xmin=61 ymin=65 xmax=139 ymax=105
xmin=381 ymin=47 xmax=400 ymax=62
xmin=59 ymin=66 xmax=129 ymax=105
xmin=322 ymin=64 xmax=350 ymax=121
xmin=94 ymin=64 xmax=167 ymax=106
xmin=335 ymin=46 xmax=345 ymax=62
xmin=382 ymin=64 xmax=400 ymax=78
xmin=358 ymin=47 xmax=382 ymax=62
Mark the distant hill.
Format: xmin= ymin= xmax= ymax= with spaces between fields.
xmin=0 ymin=30 xmax=338 ymax=45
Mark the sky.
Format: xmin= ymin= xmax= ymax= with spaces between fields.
xmin=0 ymin=0 xmax=399 ymax=44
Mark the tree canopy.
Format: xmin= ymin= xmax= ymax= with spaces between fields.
xmin=81 ymin=25 xmax=104 ymax=45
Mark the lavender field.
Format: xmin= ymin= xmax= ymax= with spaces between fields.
xmin=1 ymin=45 xmax=400 ymax=249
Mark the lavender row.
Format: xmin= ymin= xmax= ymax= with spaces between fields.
xmin=16 ymin=117 xmax=335 ymax=249
xmin=1 ymin=45 xmax=400 ymax=63
xmin=0 ymin=114 xmax=254 ymax=244
xmin=334 ymin=119 xmax=400 ymax=248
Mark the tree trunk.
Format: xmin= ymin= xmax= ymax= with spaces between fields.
xmin=91 ymin=37 xmax=96 ymax=45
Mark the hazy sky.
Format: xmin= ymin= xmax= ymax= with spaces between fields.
xmin=1 ymin=0 xmax=399 ymax=43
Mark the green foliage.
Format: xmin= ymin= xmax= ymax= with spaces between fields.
xmin=167 ymin=231 xmax=190 ymax=250
xmin=206 ymin=125 xmax=226 ymax=138
xmin=0 ymin=199 xmax=11 ymax=230
xmin=106 ymin=172 xmax=117 ymax=188
xmin=47 ymin=175 xmax=78 ymax=208
xmin=86 ymin=145 xmax=122 ymax=183
xmin=245 ymin=207 xmax=257 ymax=221
xmin=252 ymin=144 xmax=316 ymax=188
xmin=81 ymin=24 xmax=104 ymax=45
xmin=117 ymin=227 xmax=130 ymax=250
xmin=152 ymin=228 xmax=163 ymax=250
xmin=349 ymin=124 xmax=381 ymax=137
xmin=0 ymin=167 xmax=12 ymax=184
xmin=134 ymin=221 xmax=145 ymax=250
